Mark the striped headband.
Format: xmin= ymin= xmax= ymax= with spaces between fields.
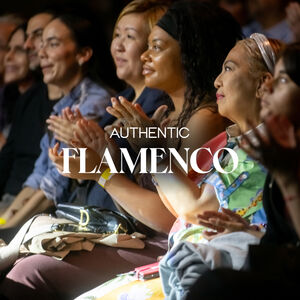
xmin=250 ymin=33 xmax=276 ymax=73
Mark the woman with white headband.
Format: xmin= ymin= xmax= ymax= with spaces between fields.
xmin=152 ymin=33 xmax=282 ymax=223
xmin=187 ymin=41 xmax=300 ymax=300
xmin=70 ymin=34 xmax=283 ymax=300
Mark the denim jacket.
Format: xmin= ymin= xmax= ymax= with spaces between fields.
xmin=24 ymin=77 xmax=111 ymax=203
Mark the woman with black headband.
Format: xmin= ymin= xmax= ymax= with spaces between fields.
xmin=50 ymin=0 xmax=241 ymax=231
xmin=72 ymin=33 xmax=283 ymax=300
xmin=7 ymin=1 xmax=241 ymax=299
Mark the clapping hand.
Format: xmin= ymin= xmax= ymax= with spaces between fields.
xmin=46 ymin=108 xmax=83 ymax=145
xmin=73 ymin=119 xmax=120 ymax=168
xmin=49 ymin=142 xmax=102 ymax=181
xmin=106 ymin=96 xmax=169 ymax=152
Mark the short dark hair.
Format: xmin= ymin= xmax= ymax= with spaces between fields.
xmin=53 ymin=14 xmax=102 ymax=83
xmin=162 ymin=0 xmax=242 ymax=127
xmin=53 ymin=13 xmax=118 ymax=89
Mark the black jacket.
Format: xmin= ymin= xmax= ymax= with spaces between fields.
xmin=0 ymin=81 xmax=56 ymax=196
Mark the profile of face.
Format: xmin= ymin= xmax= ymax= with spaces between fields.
xmin=214 ymin=43 xmax=263 ymax=123
xmin=4 ymin=29 xmax=30 ymax=85
xmin=0 ymin=22 xmax=16 ymax=80
xmin=110 ymin=13 xmax=148 ymax=86
xmin=24 ymin=13 xmax=54 ymax=70
xmin=141 ymin=25 xmax=185 ymax=94
xmin=261 ymin=58 xmax=300 ymax=125
xmin=39 ymin=19 xmax=87 ymax=88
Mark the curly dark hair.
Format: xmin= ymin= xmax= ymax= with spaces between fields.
xmin=164 ymin=0 xmax=242 ymax=127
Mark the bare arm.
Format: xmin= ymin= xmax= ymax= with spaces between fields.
xmin=154 ymin=162 xmax=219 ymax=224
xmin=49 ymin=129 xmax=176 ymax=233
xmin=0 ymin=187 xmax=37 ymax=222
xmin=104 ymin=174 xmax=176 ymax=233
xmin=0 ymin=188 xmax=53 ymax=228
xmin=153 ymin=109 xmax=226 ymax=223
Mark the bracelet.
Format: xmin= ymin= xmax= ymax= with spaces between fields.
xmin=98 ymin=168 xmax=115 ymax=188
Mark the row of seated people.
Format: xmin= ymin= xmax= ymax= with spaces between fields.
xmin=0 ymin=0 xmax=299 ymax=299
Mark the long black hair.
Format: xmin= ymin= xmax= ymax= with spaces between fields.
xmin=162 ymin=0 xmax=242 ymax=127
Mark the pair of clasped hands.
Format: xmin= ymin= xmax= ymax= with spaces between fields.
xmin=47 ymin=96 xmax=300 ymax=240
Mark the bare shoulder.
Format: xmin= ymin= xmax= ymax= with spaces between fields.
xmin=186 ymin=108 xmax=226 ymax=133
xmin=179 ymin=108 xmax=227 ymax=153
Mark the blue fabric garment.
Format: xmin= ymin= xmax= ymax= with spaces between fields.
xmin=159 ymin=232 xmax=260 ymax=300
xmin=242 ymin=19 xmax=293 ymax=43
xmin=24 ymin=78 xmax=111 ymax=204
xmin=83 ymin=87 xmax=173 ymax=208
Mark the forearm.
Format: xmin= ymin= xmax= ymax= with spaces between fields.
xmin=2 ymin=189 xmax=45 ymax=228
xmin=103 ymin=174 xmax=176 ymax=233
xmin=153 ymin=161 xmax=218 ymax=223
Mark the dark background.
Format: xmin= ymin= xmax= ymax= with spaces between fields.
xmin=0 ymin=0 xmax=131 ymax=39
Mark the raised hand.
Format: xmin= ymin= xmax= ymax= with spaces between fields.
xmin=48 ymin=142 xmax=102 ymax=181
xmin=106 ymin=96 xmax=168 ymax=152
xmin=104 ymin=119 xmax=123 ymax=136
xmin=62 ymin=107 xmax=83 ymax=123
xmin=46 ymin=116 xmax=77 ymax=145
xmin=46 ymin=108 xmax=84 ymax=145
xmin=74 ymin=119 xmax=121 ymax=169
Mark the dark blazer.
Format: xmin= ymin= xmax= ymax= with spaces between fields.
xmin=0 ymin=81 xmax=55 ymax=196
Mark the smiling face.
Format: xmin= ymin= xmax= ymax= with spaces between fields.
xmin=261 ymin=58 xmax=300 ymax=125
xmin=110 ymin=13 xmax=148 ymax=87
xmin=38 ymin=19 xmax=83 ymax=90
xmin=24 ymin=13 xmax=54 ymax=70
xmin=141 ymin=25 xmax=185 ymax=94
xmin=4 ymin=29 xmax=30 ymax=84
xmin=214 ymin=43 xmax=261 ymax=126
